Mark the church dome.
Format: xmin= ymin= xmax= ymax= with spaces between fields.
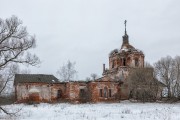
xmin=120 ymin=44 xmax=135 ymax=52
xmin=121 ymin=44 xmax=135 ymax=50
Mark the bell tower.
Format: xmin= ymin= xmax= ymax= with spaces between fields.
xmin=103 ymin=20 xmax=145 ymax=79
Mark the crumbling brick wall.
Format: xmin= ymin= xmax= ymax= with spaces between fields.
xmin=15 ymin=83 xmax=67 ymax=103
xmin=88 ymin=81 xmax=120 ymax=102
xmin=66 ymin=82 xmax=88 ymax=102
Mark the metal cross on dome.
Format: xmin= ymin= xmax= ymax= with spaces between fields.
xmin=124 ymin=20 xmax=127 ymax=27
xmin=124 ymin=20 xmax=127 ymax=34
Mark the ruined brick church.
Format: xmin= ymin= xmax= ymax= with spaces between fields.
xmin=14 ymin=21 xmax=145 ymax=103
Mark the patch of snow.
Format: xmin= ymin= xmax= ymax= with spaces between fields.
xmin=1 ymin=102 xmax=180 ymax=120
xmin=121 ymin=46 xmax=129 ymax=52
xmin=29 ymin=88 xmax=40 ymax=93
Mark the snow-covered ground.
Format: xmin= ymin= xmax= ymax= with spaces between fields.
xmin=1 ymin=101 xmax=180 ymax=120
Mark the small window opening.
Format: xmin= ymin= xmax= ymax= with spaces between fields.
xmin=112 ymin=60 xmax=115 ymax=68
xmin=109 ymin=89 xmax=112 ymax=97
xmin=99 ymin=89 xmax=103 ymax=97
xmin=104 ymin=87 xmax=108 ymax=98
xmin=57 ymin=90 xmax=62 ymax=99
xmin=79 ymin=89 xmax=86 ymax=98
xmin=123 ymin=58 xmax=126 ymax=66
xmin=135 ymin=58 xmax=139 ymax=67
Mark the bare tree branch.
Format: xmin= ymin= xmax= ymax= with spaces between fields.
xmin=90 ymin=73 xmax=98 ymax=80
xmin=57 ymin=60 xmax=77 ymax=81
xmin=0 ymin=106 xmax=22 ymax=116
xmin=0 ymin=16 xmax=40 ymax=70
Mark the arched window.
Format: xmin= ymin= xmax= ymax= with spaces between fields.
xmin=123 ymin=58 xmax=126 ymax=66
xmin=57 ymin=89 xmax=62 ymax=99
xmin=112 ymin=60 xmax=115 ymax=68
xmin=99 ymin=89 xmax=103 ymax=97
xmin=79 ymin=89 xmax=86 ymax=98
xmin=109 ymin=89 xmax=112 ymax=97
xmin=104 ymin=87 xmax=108 ymax=98
xmin=135 ymin=58 xmax=139 ymax=67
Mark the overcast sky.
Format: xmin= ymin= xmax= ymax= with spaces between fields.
xmin=0 ymin=0 xmax=180 ymax=79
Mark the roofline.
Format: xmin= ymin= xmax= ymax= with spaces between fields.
xmin=15 ymin=82 xmax=66 ymax=84
xmin=14 ymin=74 xmax=60 ymax=85
xmin=15 ymin=73 xmax=56 ymax=76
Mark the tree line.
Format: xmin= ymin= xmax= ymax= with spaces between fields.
xmin=128 ymin=56 xmax=180 ymax=102
xmin=154 ymin=56 xmax=180 ymax=99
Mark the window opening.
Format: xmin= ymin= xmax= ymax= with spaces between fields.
xmin=112 ymin=60 xmax=115 ymax=68
xmin=99 ymin=89 xmax=103 ymax=97
xmin=135 ymin=58 xmax=139 ymax=67
xmin=109 ymin=89 xmax=112 ymax=97
xmin=123 ymin=58 xmax=126 ymax=66
xmin=104 ymin=87 xmax=108 ymax=98
xmin=79 ymin=89 xmax=86 ymax=98
xmin=57 ymin=90 xmax=62 ymax=99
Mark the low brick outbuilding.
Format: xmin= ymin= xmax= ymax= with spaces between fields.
xmin=14 ymin=74 xmax=67 ymax=103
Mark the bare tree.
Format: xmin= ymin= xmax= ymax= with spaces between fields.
xmin=90 ymin=73 xmax=98 ymax=80
xmin=57 ymin=60 xmax=77 ymax=81
xmin=85 ymin=77 xmax=91 ymax=81
xmin=0 ymin=64 xmax=31 ymax=96
xmin=154 ymin=56 xmax=175 ymax=98
xmin=0 ymin=64 xmax=19 ymax=95
xmin=0 ymin=64 xmax=19 ymax=106
xmin=172 ymin=56 xmax=180 ymax=98
xmin=0 ymin=16 xmax=40 ymax=115
xmin=128 ymin=68 xmax=160 ymax=102
xmin=144 ymin=61 xmax=153 ymax=68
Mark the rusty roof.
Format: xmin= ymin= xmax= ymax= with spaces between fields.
xmin=14 ymin=74 xmax=60 ymax=85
